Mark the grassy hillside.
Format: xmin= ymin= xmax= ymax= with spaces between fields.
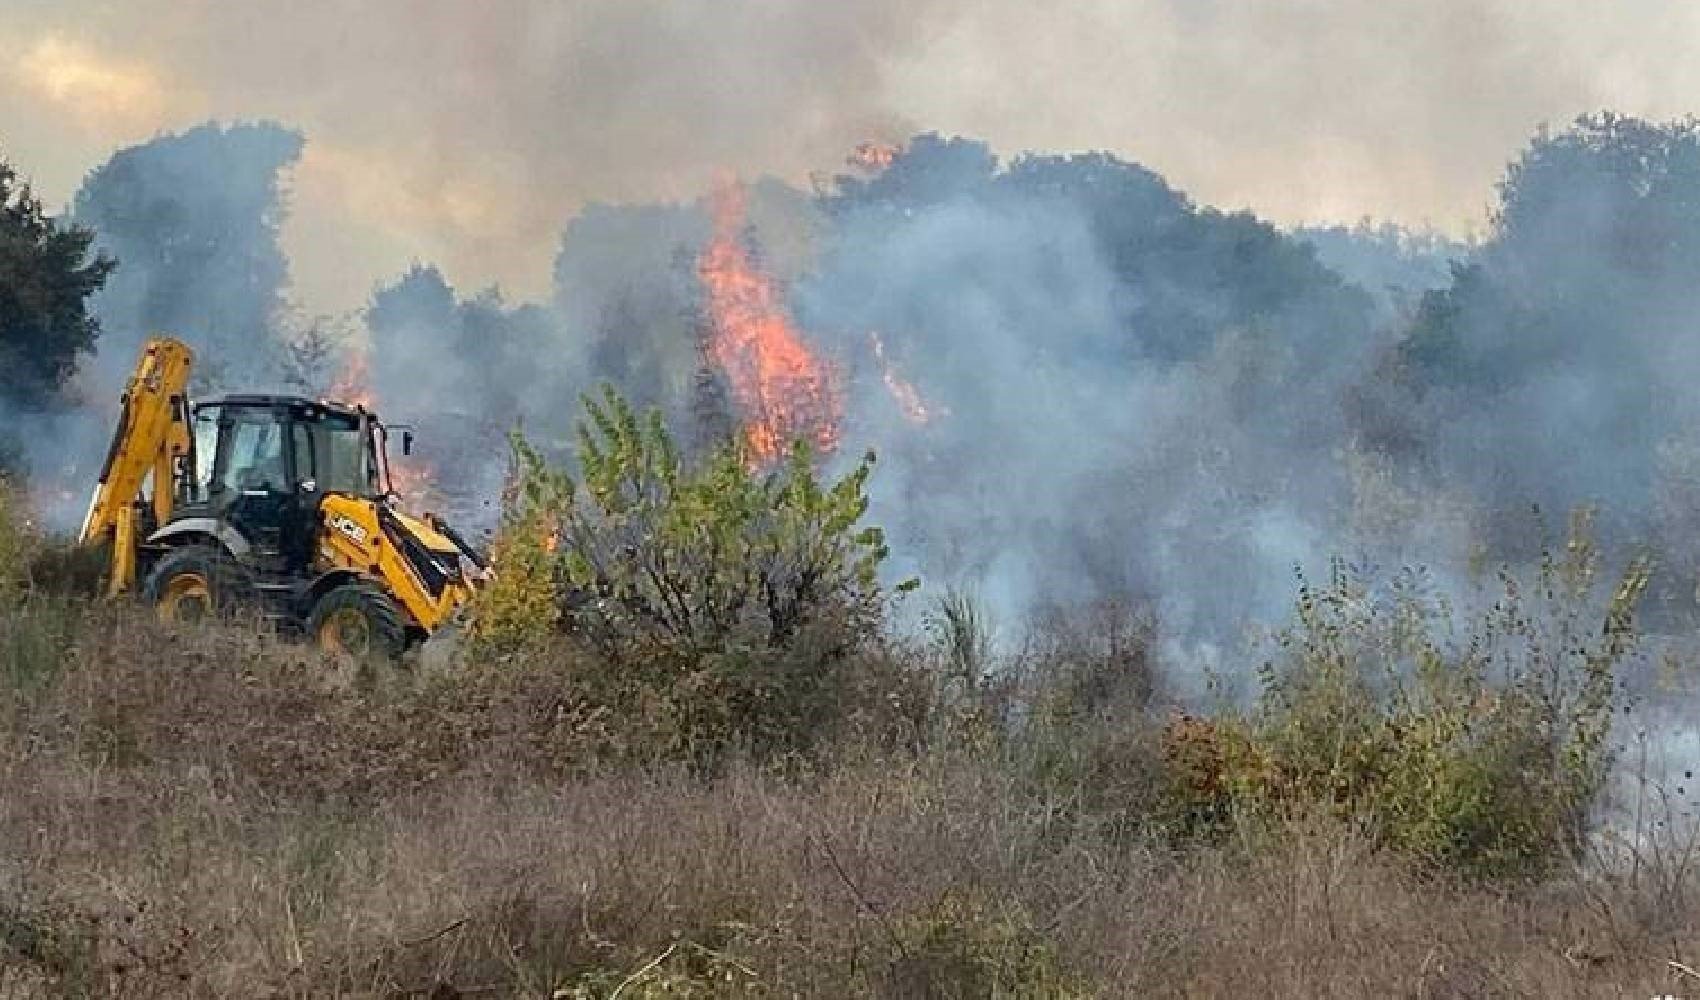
xmin=3 ymin=586 xmax=1699 ymax=997
xmin=4 ymin=410 xmax=1698 ymax=997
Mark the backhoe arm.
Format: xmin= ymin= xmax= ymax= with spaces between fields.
xmin=78 ymin=337 xmax=195 ymax=596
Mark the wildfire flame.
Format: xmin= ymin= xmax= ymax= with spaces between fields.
xmin=387 ymin=457 xmax=436 ymax=505
xmin=697 ymin=180 xmax=841 ymax=464
xmin=327 ymin=343 xmax=437 ymax=507
xmin=848 ymin=141 xmax=899 ymax=173
xmin=328 ymin=347 xmax=374 ymax=410
xmin=868 ymin=331 xmax=939 ymax=425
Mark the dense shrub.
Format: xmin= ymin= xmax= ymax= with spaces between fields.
xmin=0 ymin=479 xmax=105 ymax=600
xmin=0 ymin=479 xmax=37 ymax=599
xmin=874 ymin=892 xmax=1092 ymax=999
xmin=467 ymin=437 xmax=571 ymax=658
xmin=472 ymin=386 xmax=915 ymax=761
xmin=1163 ymin=510 xmax=1652 ymax=876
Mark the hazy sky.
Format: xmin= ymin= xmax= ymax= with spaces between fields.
xmin=3 ymin=0 xmax=1698 ymax=312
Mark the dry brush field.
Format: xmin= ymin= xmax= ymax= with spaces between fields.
xmin=4 ymin=596 xmax=1700 ymax=998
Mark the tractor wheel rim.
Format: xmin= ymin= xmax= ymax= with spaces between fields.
xmin=319 ymin=607 xmax=372 ymax=657
xmin=158 ymin=573 xmax=211 ymax=624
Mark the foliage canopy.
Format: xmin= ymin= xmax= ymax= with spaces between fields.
xmin=0 ymin=152 xmax=113 ymax=409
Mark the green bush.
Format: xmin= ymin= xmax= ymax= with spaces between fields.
xmin=1172 ymin=509 xmax=1651 ymax=877
xmin=466 ymin=436 xmax=571 ymax=660
xmin=0 ymin=478 xmax=38 ymax=600
xmin=0 ymin=595 xmax=83 ymax=694
xmin=876 ymin=892 xmax=1092 ymax=1000
xmin=0 ymin=481 xmax=107 ymax=694
xmin=0 ymin=901 xmax=99 ymax=997
xmin=472 ymin=385 xmax=914 ymax=760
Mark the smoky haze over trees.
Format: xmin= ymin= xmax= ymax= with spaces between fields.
xmin=1295 ymin=221 xmax=1470 ymax=321
xmin=1388 ymin=114 xmax=1700 ymax=599
xmin=0 ymin=122 xmax=302 ymax=504
xmin=71 ymin=121 xmax=303 ymax=392
xmin=365 ymin=264 xmax=554 ymax=518
xmin=12 ymin=111 xmax=1700 ymax=654
xmin=431 ymin=116 xmax=1700 ymax=650
xmin=552 ymin=202 xmax=711 ymax=431
xmin=797 ymin=135 xmax=1393 ymax=641
xmin=368 ymin=264 xmax=554 ymax=432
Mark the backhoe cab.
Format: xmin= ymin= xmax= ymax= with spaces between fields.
xmin=78 ymin=337 xmax=486 ymax=659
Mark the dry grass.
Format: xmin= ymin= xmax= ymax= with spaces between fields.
xmin=3 ymin=600 xmax=1700 ymax=997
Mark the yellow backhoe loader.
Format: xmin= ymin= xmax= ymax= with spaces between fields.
xmin=77 ymin=336 xmax=487 ymax=659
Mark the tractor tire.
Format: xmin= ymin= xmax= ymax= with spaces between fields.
xmin=306 ymin=583 xmax=407 ymax=663
xmin=141 ymin=544 xmax=254 ymax=625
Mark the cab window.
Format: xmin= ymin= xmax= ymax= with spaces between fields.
xmin=215 ymin=408 xmax=289 ymax=495
xmin=186 ymin=405 xmax=221 ymax=503
xmin=294 ymin=411 xmax=378 ymax=496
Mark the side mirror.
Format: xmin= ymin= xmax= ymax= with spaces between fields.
xmin=402 ymin=430 xmax=414 ymax=457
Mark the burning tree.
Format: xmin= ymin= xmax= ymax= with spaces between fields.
xmin=696 ymin=181 xmax=841 ymax=465
xmin=323 ymin=339 xmax=441 ymax=512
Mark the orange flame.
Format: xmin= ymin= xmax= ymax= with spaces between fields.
xmin=328 ymin=347 xmax=374 ymax=410
xmin=328 ymin=343 xmax=437 ymax=507
xmin=848 ymin=141 xmax=899 ymax=173
xmin=868 ymin=331 xmax=939 ymax=425
xmin=697 ymin=181 xmax=840 ymax=464
xmin=388 ymin=457 xmax=436 ymax=506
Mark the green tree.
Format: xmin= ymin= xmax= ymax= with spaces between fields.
xmin=0 ymin=152 xmax=114 ymax=409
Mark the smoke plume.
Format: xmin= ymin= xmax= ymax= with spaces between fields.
xmin=7 ymin=1 xmax=1700 ymax=309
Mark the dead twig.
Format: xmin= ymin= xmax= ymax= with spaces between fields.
xmin=809 ymin=829 xmax=908 ymax=961
xmin=403 ymin=917 xmax=468 ymax=947
xmin=608 ymin=942 xmax=679 ymax=1000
